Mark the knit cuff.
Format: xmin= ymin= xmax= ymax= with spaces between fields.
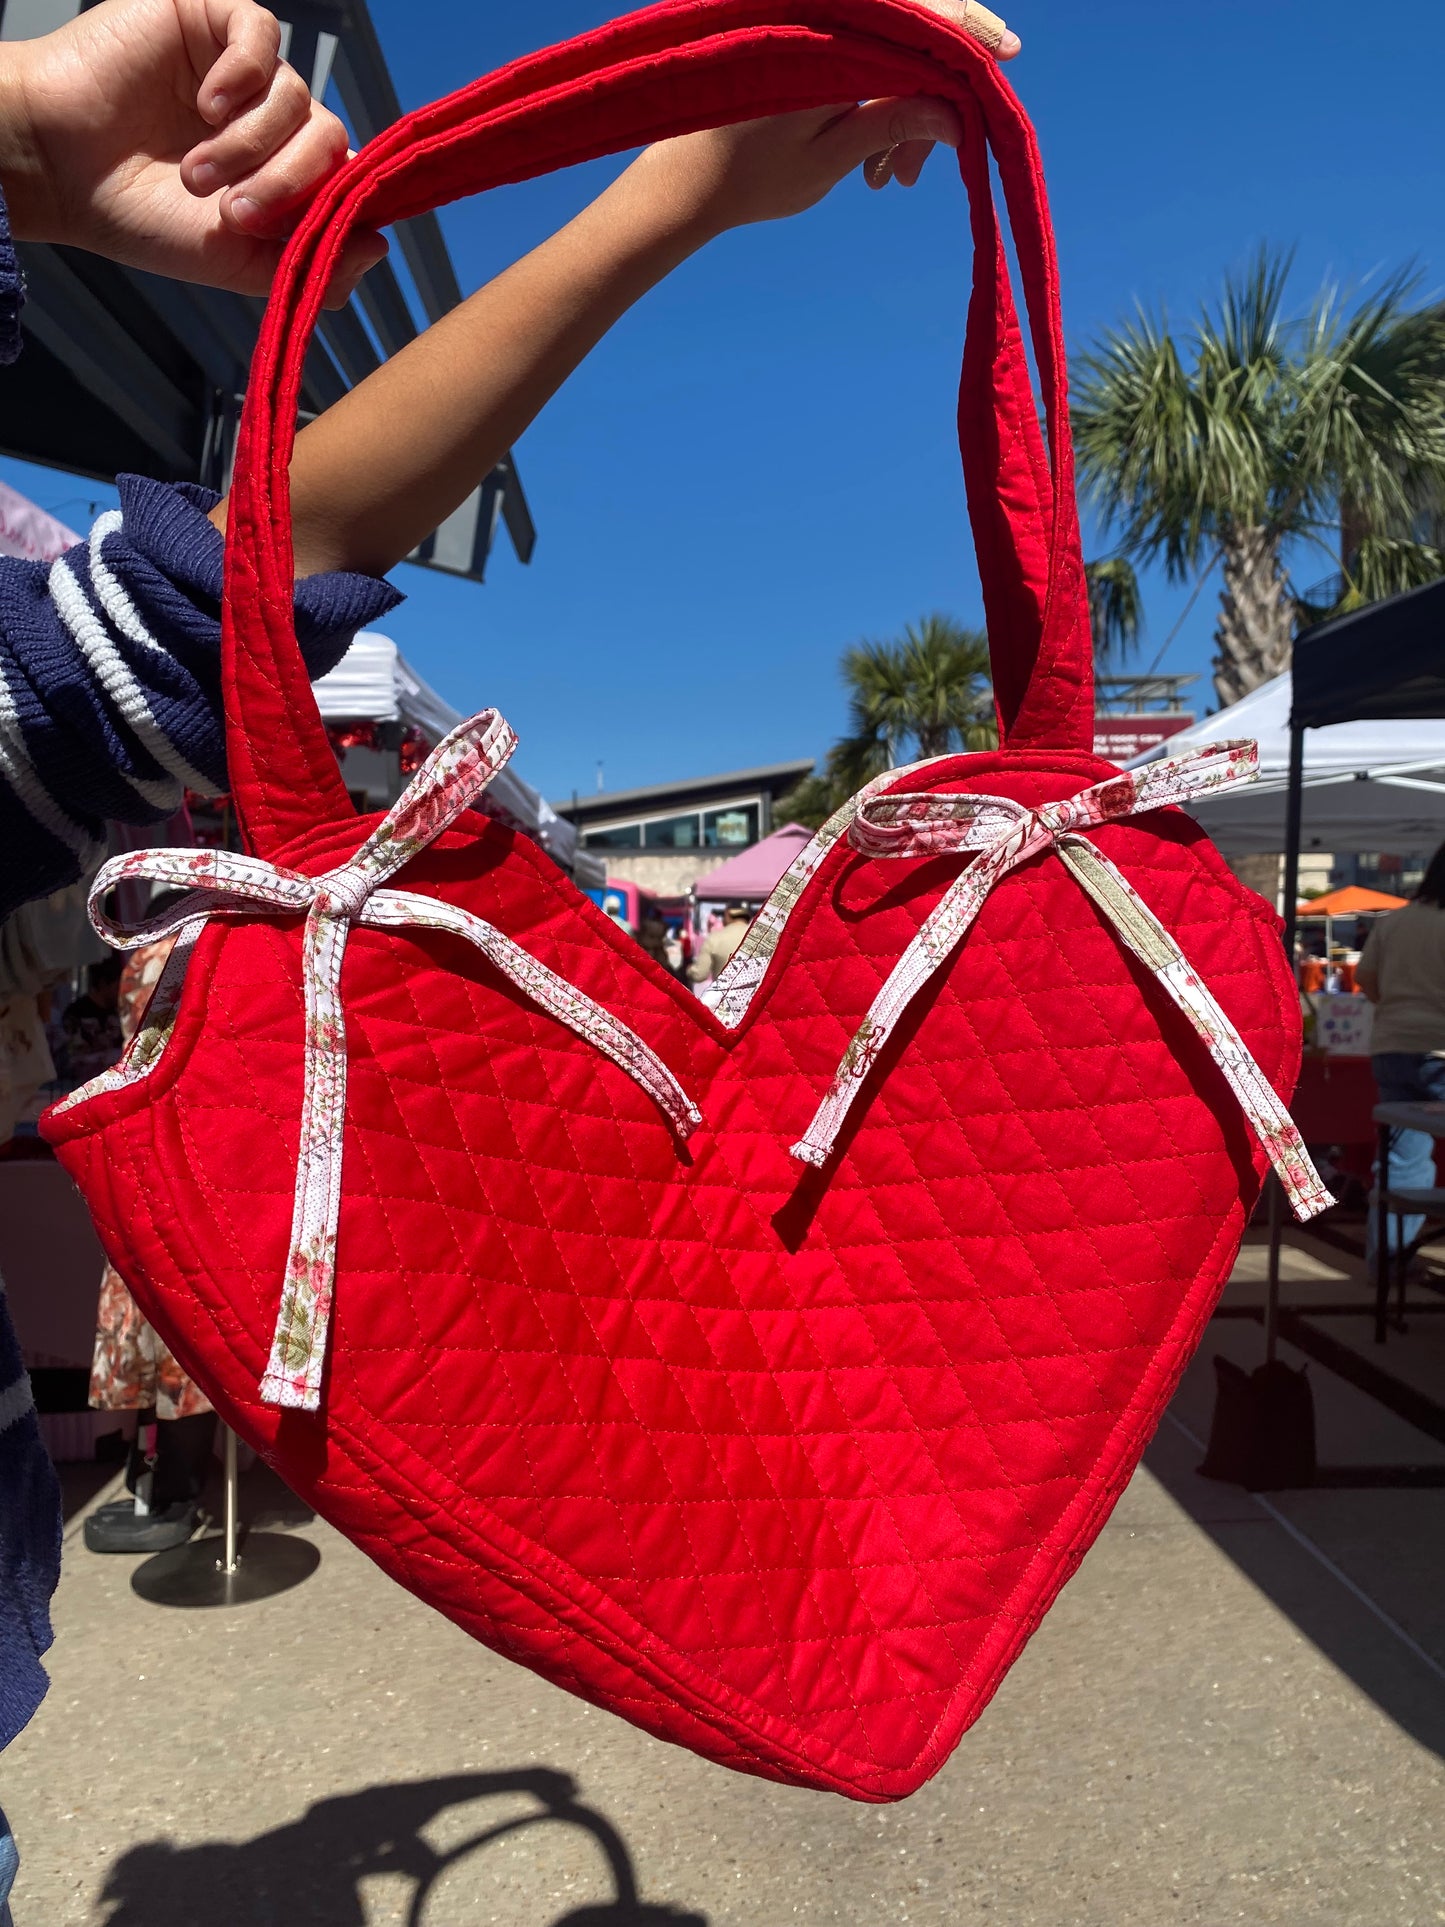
xmin=114 ymin=474 xmax=404 ymax=675
xmin=0 ymin=179 xmax=24 ymax=368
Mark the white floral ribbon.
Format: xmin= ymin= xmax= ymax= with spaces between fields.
xmin=83 ymin=710 xmax=702 ymax=1412
xmin=781 ymin=739 xmax=1333 ymax=1222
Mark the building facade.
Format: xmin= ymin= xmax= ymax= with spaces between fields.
xmin=555 ymin=760 xmax=815 ymax=898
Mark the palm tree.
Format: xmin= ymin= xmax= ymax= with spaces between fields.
xmin=778 ymin=615 xmax=997 ymax=828
xmin=1072 ymin=249 xmax=1445 ymax=705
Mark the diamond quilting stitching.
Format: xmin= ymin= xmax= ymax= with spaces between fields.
xmin=46 ymin=778 xmax=1301 ymax=1798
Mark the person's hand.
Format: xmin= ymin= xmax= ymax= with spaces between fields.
xmin=632 ymin=96 xmax=963 ymax=238
xmin=627 ymin=0 xmax=1018 ymax=238
xmin=860 ymin=0 xmax=1020 ymax=193
xmin=0 ymin=0 xmax=384 ymax=307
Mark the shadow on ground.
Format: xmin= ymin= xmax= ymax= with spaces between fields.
xmin=95 ymin=1770 xmax=708 ymax=1926
xmin=58 ymin=1458 xmax=120 ymax=1522
xmin=1144 ymin=1415 xmax=1445 ymax=1766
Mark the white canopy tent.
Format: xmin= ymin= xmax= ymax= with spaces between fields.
xmin=313 ymin=633 xmax=603 ymax=884
xmin=1130 ymin=668 xmax=1445 ymax=856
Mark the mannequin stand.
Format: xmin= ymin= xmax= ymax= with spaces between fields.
xmin=131 ymin=1427 xmax=320 ymax=1606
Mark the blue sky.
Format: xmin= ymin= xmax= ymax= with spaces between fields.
xmin=6 ymin=0 xmax=1443 ymax=803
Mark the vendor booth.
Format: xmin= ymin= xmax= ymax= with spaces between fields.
xmin=312 ymin=631 xmax=605 ymax=888
xmin=691 ymin=821 xmax=812 ymax=925
xmin=1163 ymin=580 xmax=1445 ymax=1482
xmin=1128 ymin=588 xmax=1445 ymax=1206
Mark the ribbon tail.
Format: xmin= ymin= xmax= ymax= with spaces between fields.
xmin=791 ymin=850 xmax=1007 ymax=1168
xmin=260 ymin=904 xmax=351 ymax=1411
xmin=1057 ymin=840 xmax=1334 ymax=1223
xmin=711 ymin=754 xmax=947 ymax=1030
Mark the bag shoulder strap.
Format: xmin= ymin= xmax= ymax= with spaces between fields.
xmin=222 ymin=0 xmax=1093 ymax=857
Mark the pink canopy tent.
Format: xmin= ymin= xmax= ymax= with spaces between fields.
xmin=692 ymin=822 xmax=812 ymax=903
xmin=0 ymin=480 xmax=78 ymax=563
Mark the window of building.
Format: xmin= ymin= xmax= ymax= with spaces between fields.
xmin=581 ymin=798 xmax=763 ymax=852
xmin=643 ymin=813 xmax=702 ymax=849
xmin=703 ymin=804 xmax=758 ymax=848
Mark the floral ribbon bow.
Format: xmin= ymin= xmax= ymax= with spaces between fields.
xmin=789 ymin=739 xmax=1334 ymax=1224
xmin=85 ymin=710 xmax=701 ymax=1413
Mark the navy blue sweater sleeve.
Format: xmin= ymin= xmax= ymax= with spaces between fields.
xmin=0 ymin=181 xmax=20 ymax=367
xmin=0 ymin=183 xmax=57 ymax=1764
xmin=0 ymin=474 xmax=403 ymax=923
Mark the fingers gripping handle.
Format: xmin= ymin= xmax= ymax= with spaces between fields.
xmin=223 ymin=0 xmax=1094 ymax=857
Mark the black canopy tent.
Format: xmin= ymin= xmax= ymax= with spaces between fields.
xmin=1281 ymin=577 xmax=1445 ymax=965
xmin=0 ymin=0 xmax=536 ymax=583
xmin=1230 ymin=577 xmax=1445 ymax=1484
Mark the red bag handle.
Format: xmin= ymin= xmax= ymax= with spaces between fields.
xmin=222 ymin=0 xmax=1093 ymax=858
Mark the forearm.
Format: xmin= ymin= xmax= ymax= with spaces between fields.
xmin=231 ymin=147 xmax=717 ymax=579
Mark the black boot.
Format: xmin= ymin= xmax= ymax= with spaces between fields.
xmin=84 ymin=1413 xmax=215 ymax=1554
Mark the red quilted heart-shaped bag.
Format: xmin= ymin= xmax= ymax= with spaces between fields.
xmin=43 ymin=0 xmax=1328 ymax=1802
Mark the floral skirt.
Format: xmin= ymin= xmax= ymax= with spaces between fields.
xmin=89 ymin=1263 xmax=212 ymax=1421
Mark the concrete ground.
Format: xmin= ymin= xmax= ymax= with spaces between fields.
xmin=5 ymin=1234 xmax=1444 ymax=1927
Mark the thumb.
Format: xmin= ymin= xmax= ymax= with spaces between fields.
xmin=827 ymin=95 xmax=964 ymax=173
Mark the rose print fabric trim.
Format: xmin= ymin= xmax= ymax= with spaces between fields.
xmin=707 ymin=754 xmax=941 ymax=1028
xmin=789 ymin=740 xmax=1331 ymax=1221
xmin=75 ymin=710 xmax=702 ymax=1413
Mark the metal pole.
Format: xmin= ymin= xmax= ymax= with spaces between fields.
xmin=1264 ymin=701 xmax=1309 ymax=1371
xmin=1281 ymin=719 xmax=1306 ymax=965
xmin=1264 ymin=1175 xmax=1284 ymax=1364
xmin=131 ymin=1420 xmax=318 ymax=1605
xmin=1375 ymin=1120 xmax=1392 ymax=1345
xmin=221 ymin=1426 xmax=240 ymax=1575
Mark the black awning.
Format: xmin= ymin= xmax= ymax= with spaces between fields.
xmin=1290 ymin=576 xmax=1445 ymax=730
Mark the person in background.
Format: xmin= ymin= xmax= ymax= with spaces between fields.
xmin=689 ymin=903 xmax=752 ymax=985
xmin=1357 ymin=842 xmax=1445 ymax=1265
xmin=637 ymin=902 xmax=670 ymax=970
xmin=58 ymin=955 xmax=124 ymax=1083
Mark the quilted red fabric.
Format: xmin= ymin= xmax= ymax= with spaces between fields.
xmin=43 ymin=0 xmax=1303 ymax=1802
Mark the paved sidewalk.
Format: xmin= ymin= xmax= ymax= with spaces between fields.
xmin=5 ymin=1241 xmax=1444 ymax=1925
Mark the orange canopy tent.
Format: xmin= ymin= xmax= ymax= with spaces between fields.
xmin=1296 ymin=883 xmax=1408 ymax=984
xmin=1296 ymin=885 xmax=1408 ymax=917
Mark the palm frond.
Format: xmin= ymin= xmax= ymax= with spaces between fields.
xmin=1073 ymin=246 xmax=1445 ymax=681
xmin=1084 ymin=556 xmax=1144 ymax=660
xmin=815 ymin=613 xmax=1000 ymax=789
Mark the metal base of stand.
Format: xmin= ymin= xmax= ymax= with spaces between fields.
xmin=130 ymin=1427 xmax=320 ymax=1608
xmin=131 ymin=1529 xmax=319 ymax=1607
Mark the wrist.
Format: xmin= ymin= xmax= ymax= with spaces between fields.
xmin=618 ymin=141 xmax=734 ymax=253
xmin=0 ymin=42 xmax=55 ymax=243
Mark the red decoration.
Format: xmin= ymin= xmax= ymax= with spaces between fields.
xmin=43 ymin=1 xmax=1304 ymax=1802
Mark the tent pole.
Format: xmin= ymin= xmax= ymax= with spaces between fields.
xmin=1264 ymin=1172 xmax=1283 ymax=1362
xmin=1281 ymin=719 xmax=1306 ymax=962
xmin=1263 ymin=714 xmax=1308 ymax=1370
